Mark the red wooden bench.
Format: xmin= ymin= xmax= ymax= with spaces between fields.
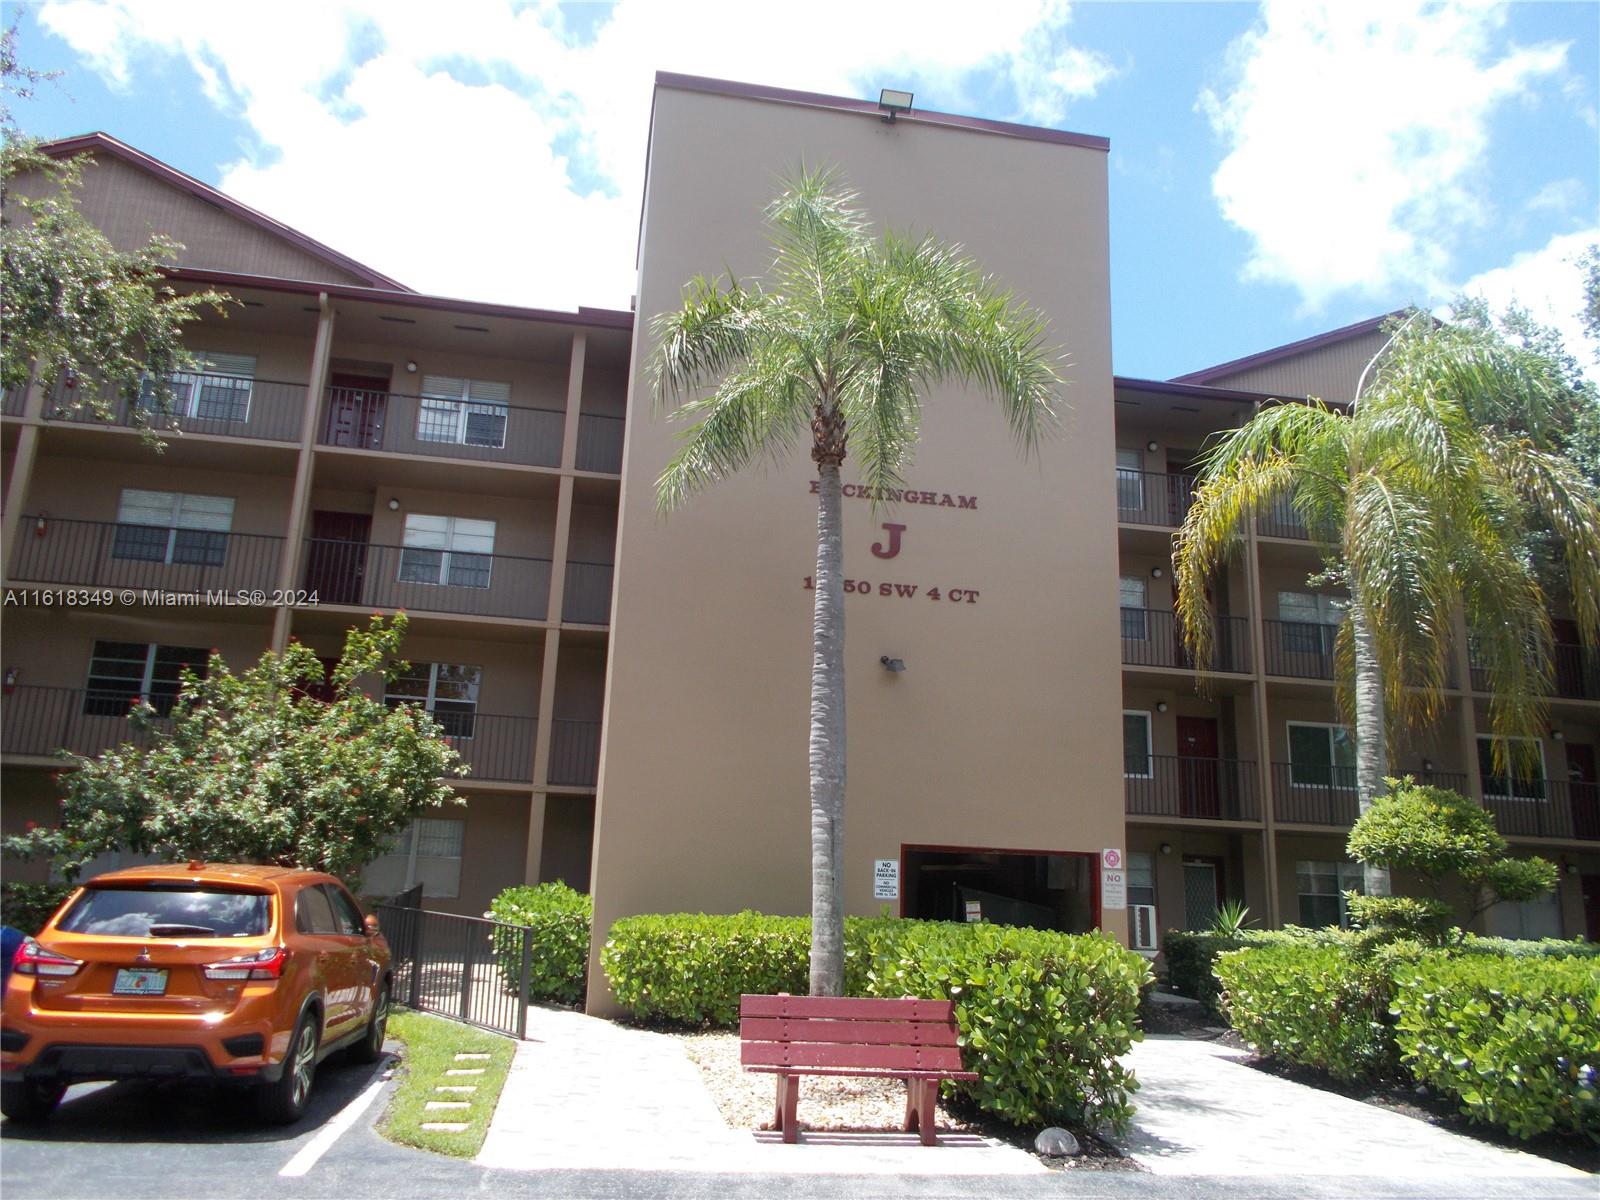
xmin=739 ymin=993 xmax=977 ymax=1145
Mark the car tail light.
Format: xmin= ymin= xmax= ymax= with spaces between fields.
xmin=202 ymin=946 xmax=289 ymax=982
xmin=14 ymin=939 xmax=83 ymax=978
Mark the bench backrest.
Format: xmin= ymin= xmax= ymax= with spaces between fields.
xmin=738 ymin=994 xmax=964 ymax=1073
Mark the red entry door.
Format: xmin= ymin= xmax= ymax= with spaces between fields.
xmin=1177 ymin=716 xmax=1220 ymax=818
xmin=304 ymin=511 xmax=371 ymax=606
xmin=1568 ymin=743 xmax=1599 ymax=840
xmin=323 ymin=372 xmax=391 ymax=449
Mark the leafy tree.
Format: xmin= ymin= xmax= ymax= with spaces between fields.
xmin=1 ymin=23 xmax=227 ymax=428
xmin=1176 ymin=311 xmax=1600 ymax=897
xmin=1344 ymin=779 xmax=1557 ymax=941
xmin=650 ymin=168 xmax=1062 ymax=994
xmin=1 ymin=616 xmax=465 ymax=885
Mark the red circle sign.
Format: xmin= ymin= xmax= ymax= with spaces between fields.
xmin=1102 ymin=849 xmax=1122 ymax=869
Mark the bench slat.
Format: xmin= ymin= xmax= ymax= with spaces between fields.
xmin=739 ymin=994 xmax=956 ymax=1021
xmin=747 ymin=1065 xmax=980 ymax=1081
xmin=742 ymin=1041 xmax=966 ymax=1072
xmin=739 ymin=1017 xmax=955 ymax=1047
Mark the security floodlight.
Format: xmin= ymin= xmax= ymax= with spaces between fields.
xmin=878 ymin=89 xmax=914 ymax=122
xmin=880 ymin=655 xmax=906 ymax=673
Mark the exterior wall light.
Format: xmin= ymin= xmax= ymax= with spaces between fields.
xmin=388 ymin=498 xmax=401 ymax=511
xmin=1150 ymin=566 xmax=1164 ymax=578
xmin=1160 ymin=842 xmax=1173 ymax=855
xmin=1156 ymin=701 xmax=1168 ymax=713
xmin=878 ymin=89 xmax=914 ymax=122
xmin=879 ymin=655 xmax=906 ymax=673
xmin=1551 ymin=729 xmax=1565 ymax=742
xmin=405 ymin=360 xmax=418 ymax=373
xmin=1146 ymin=440 xmax=1159 ymax=453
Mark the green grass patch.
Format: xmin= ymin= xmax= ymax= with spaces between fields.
xmin=379 ymin=1008 xmax=516 ymax=1157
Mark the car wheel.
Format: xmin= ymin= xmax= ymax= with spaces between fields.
xmin=258 ymin=1011 xmax=320 ymax=1125
xmin=348 ymin=981 xmax=389 ymax=1064
xmin=1 ymin=1080 xmax=65 ymax=1123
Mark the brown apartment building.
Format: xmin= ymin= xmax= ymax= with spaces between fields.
xmin=2 ymin=75 xmax=1597 ymax=1012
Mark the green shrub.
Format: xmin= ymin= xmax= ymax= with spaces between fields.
xmin=1215 ymin=942 xmax=1397 ymax=1081
xmin=1162 ymin=925 xmax=1348 ymax=1017
xmin=486 ymin=882 xmax=592 ymax=1006
xmin=1 ymin=882 xmax=75 ymax=935
xmin=1454 ymin=935 xmax=1600 ymax=960
xmin=602 ymin=911 xmax=1151 ymax=1133
xmin=1391 ymin=954 xmax=1600 ymax=1141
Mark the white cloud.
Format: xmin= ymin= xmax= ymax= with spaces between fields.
xmin=35 ymin=0 xmax=1117 ymax=310
xmin=1450 ymin=228 xmax=1600 ymax=374
xmin=1200 ymin=1 xmax=1570 ymax=311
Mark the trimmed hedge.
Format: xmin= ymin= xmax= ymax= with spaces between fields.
xmin=486 ymin=882 xmax=592 ymax=1006
xmin=602 ymin=912 xmax=1151 ymax=1132
xmin=1 ymin=882 xmax=74 ymax=936
xmin=1162 ymin=926 xmax=1349 ymax=1016
xmin=1392 ymin=954 xmax=1600 ymax=1141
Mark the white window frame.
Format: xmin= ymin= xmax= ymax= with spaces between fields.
xmin=1115 ymin=447 xmax=1145 ymax=512
xmin=383 ymin=661 xmax=481 ymax=738
xmin=1119 ymin=576 xmax=1149 ymax=640
xmin=1123 ymin=709 xmax=1154 ymax=779
xmin=1295 ymin=860 xmax=1365 ymax=928
xmin=155 ymin=352 xmax=256 ymax=423
xmin=366 ymin=818 xmax=465 ymax=900
xmin=417 ymin=375 xmax=510 ymax=449
xmin=113 ymin=489 xmax=235 ymax=566
xmin=1287 ymin=721 xmax=1356 ymax=789
xmin=84 ymin=641 xmax=208 ymax=716
xmin=1278 ymin=591 xmax=1345 ymax=625
xmin=398 ymin=514 xmax=496 ymax=589
xmin=1477 ymin=735 xmax=1547 ymax=802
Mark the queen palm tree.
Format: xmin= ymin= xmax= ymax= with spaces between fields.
xmin=1175 ymin=312 xmax=1600 ymax=898
xmin=651 ymin=168 xmax=1063 ymax=994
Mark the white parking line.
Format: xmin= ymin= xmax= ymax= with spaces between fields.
xmin=278 ymin=1075 xmax=388 ymax=1178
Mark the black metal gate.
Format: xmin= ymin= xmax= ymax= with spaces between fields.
xmin=375 ymin=901 xmax=535 ymax=1039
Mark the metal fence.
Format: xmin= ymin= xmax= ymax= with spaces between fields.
xmin=300 ymin=539 xmax=551 ymax=619
xmin=375 ymin=902 xmax=537 ymax=1039
xmin=1114 ymin=469 xmax=1196 ymax=528
xmin=1120 ymin=608 xmax=1251 ymax=673
xmin=549 ymin=718 xmax=602 ymax=786
xmin=575 ymin=412 xmax=625 ymax=473
xmin=1124 ymin=756 xmax=1261 ymax=821
xmin=319 ymin=389 xmax=565 ymax=467
xmin=43 ymin=374 xmax=308 ymax=442
xmin=11 ymin=516 xmax=284 ymax=593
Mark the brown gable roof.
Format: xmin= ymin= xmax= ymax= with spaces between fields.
xmin=38 ymin=132 xmax=411 ymax=291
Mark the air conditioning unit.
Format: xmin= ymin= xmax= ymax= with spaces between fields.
xmin=1130 ymin=904 xmax=1159 ymax=952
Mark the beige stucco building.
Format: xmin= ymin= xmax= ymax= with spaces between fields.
xmin=3 ymin=76 xmax=1596 ymax=1012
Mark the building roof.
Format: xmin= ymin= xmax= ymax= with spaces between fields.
xmin=1170 ymin=310 xmax=1407 ymax=385
xmin=38 ymin=132 xmax=412 ymax=292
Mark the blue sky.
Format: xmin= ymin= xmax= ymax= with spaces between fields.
xmin=9 ymin=1 xmax=1598 ymax=382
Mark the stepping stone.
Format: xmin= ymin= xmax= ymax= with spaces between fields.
xmin=435 ymin=1085 xmax=477 ymax=1093
xmin=444 ymin=1068 xmax=486 ymax=1076
xmin=425 ymin=1101 xmax=470 ymax=1111
xmin=419 ymin=1122 xmax=469 ymax=1132
xmin=454 ymin=1052 xmax=491 ymax=1060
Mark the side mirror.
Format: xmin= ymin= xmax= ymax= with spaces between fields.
xmin=363 ymin=914 xmax=381 ymax=937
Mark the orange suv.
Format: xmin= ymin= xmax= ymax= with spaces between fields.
xmin=1 ymin=863 xmax=391 ymax=1125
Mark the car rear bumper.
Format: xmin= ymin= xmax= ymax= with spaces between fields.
xmin=0 ymin=1004 xmax=287 ymax=1086
xmin=3 ymin=1041 xmax=285 ymax=1085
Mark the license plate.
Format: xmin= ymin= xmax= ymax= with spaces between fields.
xmin=112 ymin=968 xmax=168 ymax=996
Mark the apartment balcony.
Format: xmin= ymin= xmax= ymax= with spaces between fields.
xmin=300 ymin=539 xmax=551 ymax=621
xmin=1262 ymin=620 xmax=1337 ymax=679
xmin=548 ymin=718 xmax=601 ymax=787
xmin=1121 ymin=609 xmax=1251 ymax=674
xmin=562 ymin=560 xmax=614 ymax=625
xmin=2 ymin=685 xmax=173 ymax=760
xmin=1469 ymin=644 xmax=1600 ymax=702
xmin=3 ymin=385 xmax=28 ymax=417
xmin=1115 ymin=469 xmax=1196 ymax=528
xmin=1257 ymin=495 xmax=1310 ymax=540
xmin=1272 ymin=764 xmax=1471 ymax=827
xmin=318 ymin=388 xmax=565 ymax=468
xmin=1482 ymin=779 xmax=1600 ymax=842
xmin=41 ymin=374 xmax=307 ymax=443
xmin=443 ymin=713 xmax=536 ymax=784
xmin=9 ymin=517 xmax=283 ymax=593
xmin=1125 ymin=756 xmax=1261 ymax=822
xmin=575 ymin=412 xmax=625 ymax=473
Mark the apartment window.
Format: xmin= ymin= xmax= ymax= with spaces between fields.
xmin=1279 ymin=591 xmax=1342 ymax=655
xmin=1288 ymin=722 xmax=1355 ymax=787
xmin=111 ymin=489 xmax=234 ymax=566
xmin=143 ymin=351 xmax=256 ymax=423
xmin=1296 ymin=860 xmax=1365 ymax=928
xmin=84 ymin=641 xmax=209 ymax=717
xmin=1123 ymin=710 xmax=1153 ymax=778
xmin=384 ymin=662 xmax=480 ymax=738
xmin=398 ymin=515 xmax=495 ymax=588
xmin=363 ymin=818 xmax=465 ymax=899
xmin=1477 ymin=735 xmax=1546 ymax=801
xmin=1127 ymin=850 xmax=1158 ymax=951
xmin=1115 ymin=448 xmax=1144 ymax=511
xmin=418 ymin=375 xmax=510 ymax=448
xmin=1119 ymin=576 xmax=1149 ymax=639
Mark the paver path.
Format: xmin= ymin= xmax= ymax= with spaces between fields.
xmin=1123 ymin=1035 xmax=1589 ymax=1180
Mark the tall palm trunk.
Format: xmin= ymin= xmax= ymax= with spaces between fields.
xmin=1349 ymin=595 xmax=1391 ymax=898
xmin=808 ymin=460 xmax=846 ymax=995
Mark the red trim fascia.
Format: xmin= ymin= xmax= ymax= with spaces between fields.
xmin=655 ymin=72 xmax=1110 ymax=153
xmin=164 ymin=267 xmax=635 ymax=331
xmin=1170 ymin=310 xmax=1406 ymax=385
xmin=39 ymin=132 xmax=411 ymax=292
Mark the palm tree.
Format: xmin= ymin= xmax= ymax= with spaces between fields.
xmin=1175 ymin=312 xmax=1600 ymax=898
xmin=650 ymin=168 xmax=1063 ymax=994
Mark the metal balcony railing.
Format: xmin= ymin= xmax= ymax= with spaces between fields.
xmin=1124 ymin=756 xmax=1261 ymax=821
xmin=1257 ymin=494 xmax=1310 ymax=540
xmin=1115 ymin=469 xmax=1196 ymax=528
xmin=441 ymin=713 xmax=535 ymax=783
xmin=575 ymin=412 xmax=625 ymax=473
xmin=300 ymin=539 xmax=551 ymax=620
xmin=2 ymin=685 xmax=174 ymax=759
xmin=1273 ymin=762 xmax=1359 ymax=826
xmin=318 ymin=388 xmax=565 ymax=467
xmin=548 ymin=718 xmax=601 ymax=787
xmin=1482 ymin=779 xmax=1600 ymax=842
xmin=1469 ymin=643 xmax=1600 ymax=701
xmin=1120 ymin=608 xmax=1251 ymax=674
xmin=3 ymin=385 xmax=28 ymax=416
xmin=42 ymin=374 xmax=307 ymax=442
xmin=9 ymin=517 xmax=283 ymax=593
xmin=562 ymin=560 xmax=614 ymax=625
xmin=1262 ymin=619 xmax=1338 ymax=679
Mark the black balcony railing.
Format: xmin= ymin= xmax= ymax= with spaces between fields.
xmin=1482 ymin=779 xmax=1600 ymax=842
xmin=2 ymin=685 xmax=173 ymax=759
xmin=575 ymin=412 xmax=625 ymax=473
xmin=1124 ymin=756 xmax=1261 ymax=821
xmin=1273 ymin=762 xmax=1359 ymax=826
xmin=1469 ymin=643 xmax=1600 ymax=701
xmin=1120 ymin=609 xmax=1251 ymax=674
xmin=1263 ymin=619 xmax=1338 ymax=679
xmin=1115 ymin=469 xmax=1196 ymax=528
xmin=1414 ymin=770 xmax=1471 ymax=794
xmin=3 ymin=385 xmax=28 ymax=416
xmin=42 ymin=374 xmax=307 ymax=442
xmin=445 ymin=713 xmax=535 ymax=783
xmin=10 ymin=516 xmax=283 ymax=594
xmin=319 ymin=388 xmax=564 ymax=467
xmin=300 ymin=539 xmax=551 ymax=620
xmin=548 ymin=718 xmax=601 ymax=787
xmin=562 ymin=560 xmax=614 ymax=625
xmin=1257 ymin=494 xmax=1310 ymax=540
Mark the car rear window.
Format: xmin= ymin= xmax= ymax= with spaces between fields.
xmin=56 ymin=886 xmax=272 ymax=938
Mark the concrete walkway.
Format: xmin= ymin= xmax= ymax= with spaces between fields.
xmin=1124 ymin=1035 xmax=1589 ymax=1180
